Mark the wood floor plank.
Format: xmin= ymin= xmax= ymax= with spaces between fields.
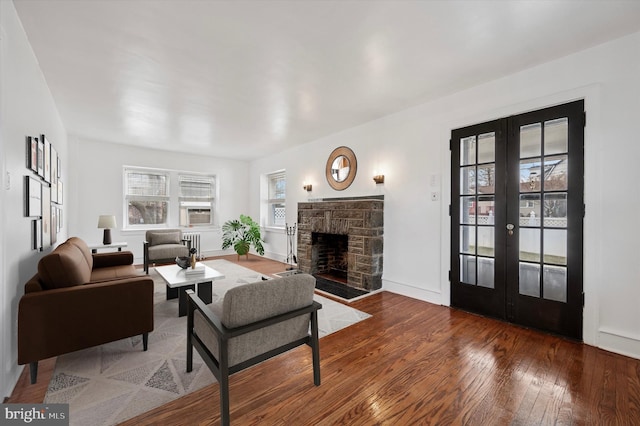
xmin=7 ymin=255 xmax=640 ymax=425
xmin=627 ymin=358 xmax=640 ymax=424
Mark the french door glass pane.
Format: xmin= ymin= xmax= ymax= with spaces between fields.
xmin=520 ymin=194 xmax=541 ymax=226
xmin=461 ymin=196 xmax=475 ymax=224
xmin=544 ymin=229 xmax=567 ymax=265
xmin=461 ymin=166 xmax=476 ymax=194
xmin=460 ymin=255 xmax=476 ymax=285
xmin=477 ymin=226 xmax=495 ymax=257
xmin=520 ymin=123 xmax=542 ymax=158
xmin=460 ymin=226 xmax=475 ymax=254
xmin=520 ymin=159 xmax=542 ymax=192
xmin=544 ymin=155 xmax=568 ymax=191
xmin=477 ymin=132 xmax=495 ymax=163
xmin=477 ymin=164 xmax=495 ymax=193
xmin=543 ymin=265 xmax=567 ymax=302
xmin=477 ymin=195 xmax=495 ymax=224
xmin=461 ymin=136 xmax=476 ymax=166
xmin=478 ymin=257 xmax=495 ymax=288
xmin=520 ymin=228 xmax=540 ymax=262
xmin=544 ymin=118 xmax=568 ymax=155
xmin=519 ymin=262 xmax=540 ymax=297
xmin=543 ymin=193 xmax=567 ymax=227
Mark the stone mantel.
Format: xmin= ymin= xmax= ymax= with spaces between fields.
xmin=297 ymin=198 xmax=383 ymax=291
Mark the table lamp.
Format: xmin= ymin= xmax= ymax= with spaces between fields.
xmin=97 ymin=215 xmax=117 ymax=245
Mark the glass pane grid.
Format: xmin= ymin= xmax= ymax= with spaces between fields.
xmin=461 ymin=166 xmax=476 ymax=195
xmin=461 ymin=136 xmax=477 ymax=166
xmin=269 ymin=174 xmax=286 ymax=199
xmin=520 ymin=123 xmax=541 ymax=158
xmin=544 ymin=118 xmax=568 ymax=155
xmin=477 ymin=132 xmax=495 ymax=164
xmin=517 ymin=119 xmax=570 ymax=301
xmin=271 ymin=204 xmax=286 ymax=226
xmin=126 ymin=172 xmax=168 ymax=197
xmin=460 ymin=196 xmax=475 ymax=224
xmin=519 ymin=262 xmax=540 ymax=298
xmin=460 ymin=255 xmax=471 ymax=285
xmin=457 ymin=132 xmax=496 ymax=289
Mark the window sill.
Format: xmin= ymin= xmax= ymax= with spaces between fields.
xmin=263 ymin=226 xmax=285 ymax=233
xmin=122 ymin=225 xmax=220 ymax=233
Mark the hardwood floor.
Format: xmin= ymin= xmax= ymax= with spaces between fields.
xmin=7 ymin=255 xmax=640 ymax=424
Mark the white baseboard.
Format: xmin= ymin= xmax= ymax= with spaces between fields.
xmin=598 ymin=327 xmax=640 ymax=360
xmin=200 ymin=249 xmax=289 ymax=264
xmin=2 ymin=365 xmax=23 ymax=401
xmin=201 ymin=249 xmax=232 ymax=258
xmin=382 ymin=278 xmax=444 ymax=306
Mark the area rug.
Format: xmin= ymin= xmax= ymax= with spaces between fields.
xmin=43 ymin=259 xmax=371 ymax=426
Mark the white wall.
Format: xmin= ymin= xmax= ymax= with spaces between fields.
xmin=68 ymin=138 xmax=250 ymax=263
xmin=0 ymin=1 xmax=69 ymax=398
xmin=250 ymin=31 xmax=640 ymax=359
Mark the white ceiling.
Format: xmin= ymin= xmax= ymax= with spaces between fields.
xmin=13 ymin=0 xmax=640 ymax=161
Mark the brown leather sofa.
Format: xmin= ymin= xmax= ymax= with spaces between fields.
xmin=18 ymin=237 xmax=154 ymax=384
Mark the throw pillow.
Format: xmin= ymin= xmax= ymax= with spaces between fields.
xmin=151 ymin=231 xmax=181 ymax=246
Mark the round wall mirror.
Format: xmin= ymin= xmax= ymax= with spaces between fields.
xmin=326 ymin=146 xmax=357 ymax=190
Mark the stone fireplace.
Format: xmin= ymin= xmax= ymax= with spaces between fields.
xmin=297 ymin=197 xmax=383 ymax=291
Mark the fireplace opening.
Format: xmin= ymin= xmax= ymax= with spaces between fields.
xmin=309 ymin=231 xmax=368 ymax=300
xmin=311 ymin=232 xmax=348 ymax=284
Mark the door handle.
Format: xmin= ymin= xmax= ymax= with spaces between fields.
xmin=506 ymin=223 xmax=514 ymax=236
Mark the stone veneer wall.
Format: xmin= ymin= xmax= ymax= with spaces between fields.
xmin=297 ymin=198 xmax=383 ymax=291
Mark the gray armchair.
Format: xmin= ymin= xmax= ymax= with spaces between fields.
xmin=186 ymin=273 xmax=322 ymax=426
xmin=143 ymin=229 xmax=190 ymax=274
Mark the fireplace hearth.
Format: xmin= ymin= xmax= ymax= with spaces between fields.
xmin=297 ymin=197 xmax=383 ymax=292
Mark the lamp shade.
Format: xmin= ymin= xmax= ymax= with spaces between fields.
xmin=97 ymin=215 xmax=117 ymax=229
xmin=98 ymin=215 xmax=117 ymax=245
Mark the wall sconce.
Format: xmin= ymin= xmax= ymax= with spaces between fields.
xmin=303 ymin=183 xmax=313 ymax=192
xmin=373 ymin=174 xmax=385 ymax=184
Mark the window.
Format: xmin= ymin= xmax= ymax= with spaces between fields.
xmin=267 ymin=171 xmax=286 ymax=227
xmin=124 ymin=168 xmax=170 ymax=226
xmin=179 ymin=174 xmax=215 ymax=226
xmin=123 ymin=167 xmax=216 ymax=229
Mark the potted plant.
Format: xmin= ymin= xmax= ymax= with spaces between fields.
xmin=222 ymin=214 xmax=265 ymax=260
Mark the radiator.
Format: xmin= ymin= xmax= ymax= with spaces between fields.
xmin=183 ymin=232 xmax=202 ymax=259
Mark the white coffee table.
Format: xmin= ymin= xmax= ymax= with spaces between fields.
xmin=155 ymin=263 xmax=225 ymax=317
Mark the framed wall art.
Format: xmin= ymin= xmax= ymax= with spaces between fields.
xmin=57 ymin=181 xmax=63 ymax=205
xmin=41 ymin=183 xmax=51 ymax=251
xmin=32 ymin=219 xmax=42 ymax=251
xmin=26 ymin=136 xmax=38 ymax=173
xmin=51 ymin=145 xmax=58 ymax=203
xmin=25 ymin=175 xmax=42 ymax=217
xmin=25 ymin=132 xmax=64 ymax=248
xmin=51 ymin=206 xmax=57 ymax=245
xmin=56 ymin=207 xmax=63 ymax=233
xmin=43 ymin=135 xmax=51 ymax=183
xmin=36 ymin=137 xmax=44 ymax=178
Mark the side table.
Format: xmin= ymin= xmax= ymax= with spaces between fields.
xmin=88 ymin=242 xmax=128 ymax=254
